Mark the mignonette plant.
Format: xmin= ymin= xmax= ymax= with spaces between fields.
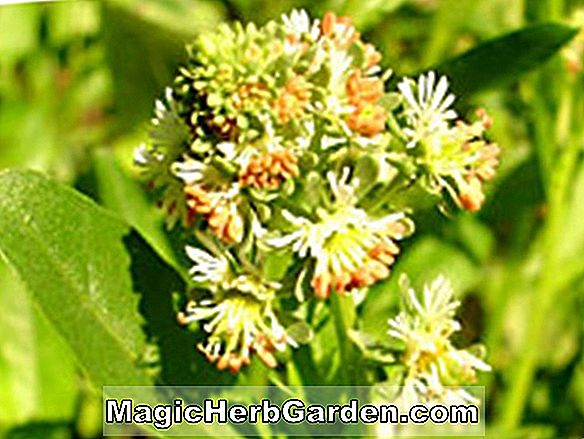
xmin=135 ymin=9 xmax=499 ymax=403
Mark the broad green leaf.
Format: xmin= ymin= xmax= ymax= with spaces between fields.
xmin=0 ymin=169 xmax=159 ymax=386
xmin=437 ymin=24 xmax=578 ymax=96
xmin=0 ymin=170 xmax=231 ymax=388
xmin=0 ymin=262 xmax=78 ymax=427
xmin=0 ymin=68 xmax=78 ymax=428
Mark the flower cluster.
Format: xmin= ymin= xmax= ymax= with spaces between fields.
xmin=135 ymin=9 xmax=499 ymax=372
xmin=267 ymin=168 xmax=413 ymax=299
xmin=397 ymin=73 xmax=500 ymax=211
xmin=177 ymin=247 xmax=294 ymax=373
xmin=387 ymin=275 xmax=491 ymax=405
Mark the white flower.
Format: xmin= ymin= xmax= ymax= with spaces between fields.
xmin=262 ymin=118 xmax=288 ymax=152
xmin=403 ymin=275 xmax=460 ymax=331
xmin=178 ymin=276 xmax=295 ymax=372
xmin=324 ymin=94 xmax=353 ymax=119
xmin=216 ymin=141 xmax=237 ymax=159
xmin=294 ymin=119 xmax=316 ymax=150
xmin=327 ymin=167 xmax=359 ymax=206
xmin=281 ymin=9 xmax=320 ymax=40
xmin=266 ymin=168 xmax=413 ymax=298
xmin=185 ymin=246 xmax=229 ymax=284
xmin=376 ymin=380 xmax=481 ymax=438
xmin=266 ymin=168 xmax=362 ymax=258
xmin=266 ymin=209 xmax=330 ymax=258
xmin=388 ymin=275 xmax=491 ymax=406
xmin=398 ymin=71 xmax=457 ymax=148
xmin=171 ymin=158 xmax=206 ymax=184
xmin=328 ymin=49 xmax=353 ymax=92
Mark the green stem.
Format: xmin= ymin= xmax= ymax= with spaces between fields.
xmin=330 ymin=293 xmax=360 ymax=385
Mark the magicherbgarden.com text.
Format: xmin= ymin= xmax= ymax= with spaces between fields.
xmin=105 ymin=398 xmax=480 ymax=429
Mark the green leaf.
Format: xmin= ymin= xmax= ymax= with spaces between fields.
xmin=0 ymin=170 xmax=232 ymax=388
xmin=0 ymin=262 xmax=78 ymax=427
xmin=0 ymin=169 xmax=157 ymax=386
xmin=437 ymin=24 xmax=578 ymax=96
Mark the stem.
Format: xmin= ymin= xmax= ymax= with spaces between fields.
xmin=330 ymin=293 xmax=360 ymax=385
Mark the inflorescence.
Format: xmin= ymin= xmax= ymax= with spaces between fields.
xmin=135 ymin=9 xmax=498 ymax=383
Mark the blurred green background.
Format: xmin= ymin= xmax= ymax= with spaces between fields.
xmin=1 ymin=0 xmax=584 ymax=438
